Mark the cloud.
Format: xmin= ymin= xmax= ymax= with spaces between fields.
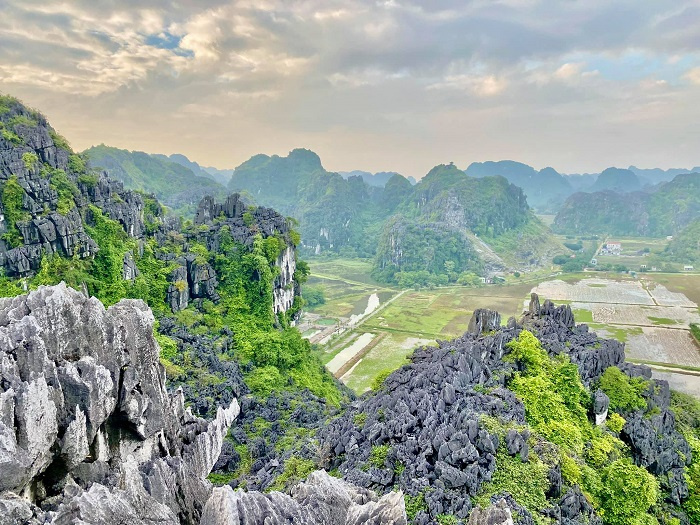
xmin=0 ymin=0 xmax=699 ymax=176
xmin=684 ymin=67 xmax=700 ymax=85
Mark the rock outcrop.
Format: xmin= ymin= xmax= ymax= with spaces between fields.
xmin=168 ymin=193 xmax=301 ymax=315
xmin=201 ymin=470 xmax=407 ymax=525
xmin=0 ymin=99 xmax=144 ymax=276
xmin=309 ymin=295 xmax=689 ymax=525
xmin=0 ymin=283 xmax=239 ymax=524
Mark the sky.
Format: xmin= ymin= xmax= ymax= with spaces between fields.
xmin=1 ymin=0 xmax=699 ymax=179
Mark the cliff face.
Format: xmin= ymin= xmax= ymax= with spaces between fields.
xmin=0 ymin=97 xmax=145 ymax=276
xmin=0 ymin=284 xmax=405 ymax=525
xmin=0 ymin=283 xmax=239 ymax=524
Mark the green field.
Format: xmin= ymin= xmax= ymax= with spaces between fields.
xmin=303 ymin=256 xmax=700 ymax=395
xmin=303 ymin=257 xmax=541 ymax=392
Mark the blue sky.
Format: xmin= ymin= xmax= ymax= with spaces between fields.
xmin=0 ymin=0 xmax=698 ymax=178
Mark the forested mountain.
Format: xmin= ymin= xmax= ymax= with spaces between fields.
xmin=373 ymin=164 xmax=561 ymax=284
xmin=665 ymin=219 xmax=700 ymax=265
xmin=84 ymin=145 xmax=227 ymax=215
xmin=553 ymin=173 xmax=700 ymax=236
xmin=588 ymin=167 xmax=643 ymax=193
xmin=464 ymin=160 xmax=574 ymax=211
xmin=227 ymin=152 xmax=562 ymax=283
xmin=629 ymin=165 xmax=699 ymax=185
xmin=339 ymin=170 xmax=407 ymax=187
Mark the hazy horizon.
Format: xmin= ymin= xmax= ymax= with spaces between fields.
xmin=2 ymin=1 xmax=699 ymax=178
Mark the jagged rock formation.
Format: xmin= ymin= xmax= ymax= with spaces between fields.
xmin=312 ymin=295 xmax=690 ymax=524
xmin=0 ymin=284 xmax=239 ymax=524
xmin=167 ymin=193 xmax=300 ymax=315
xmin=0 ymin=99 xmax=144 ymax=276
xmin=201 ymin=470 xmax=407 ymax=525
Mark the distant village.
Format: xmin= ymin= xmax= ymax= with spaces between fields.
xmin=592 ymin=240 xmax=694 ymax=272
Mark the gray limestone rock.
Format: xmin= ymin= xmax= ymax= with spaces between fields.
xmin=201 ymin=470 xmax=407 ymax=525
xmin=0 ymin=284 xmax=240 ymax=524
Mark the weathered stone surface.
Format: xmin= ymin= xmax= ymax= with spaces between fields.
xmin=201 ymin=470 xmax=407 ymax=525
xmin=468 ymin=309 xmax=501 ymax=335
xmin=467 ymin=498 xmax=514 ymax=525
xmin=0 ymin=284 xmax=240 ymax=524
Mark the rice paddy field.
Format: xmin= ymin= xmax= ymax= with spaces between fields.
xmin=301 ymin=257 xmax=700 ymax=396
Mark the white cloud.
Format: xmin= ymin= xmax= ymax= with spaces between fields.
xmin=684 ymin=67 xmax=700 ymax=85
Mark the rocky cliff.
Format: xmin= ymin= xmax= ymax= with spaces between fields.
xmin=0 ymin=283 xmax=239 ymax=524
xmin=0 ymin=97 xmax=144 ymax=276
xmin=0 ymin=284 xmax=408 ymax=525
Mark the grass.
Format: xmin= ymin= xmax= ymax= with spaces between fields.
xmin=692 ymin=323 xmax=700 ymax=345
xmin=572 ymin=308 xmax=594 ymax=323
xmin=647 ymin=316 xmax=679 ymax=326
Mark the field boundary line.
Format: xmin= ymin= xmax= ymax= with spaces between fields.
xmin=334 ymin=333 xmax=388 ymax=379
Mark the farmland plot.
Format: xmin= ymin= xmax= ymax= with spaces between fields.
xmin=626 ymin=328 xmax=700 ymax=367
xmin=532 ymin=279 xmax=655 ymax=305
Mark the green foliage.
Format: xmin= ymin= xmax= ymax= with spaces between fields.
xmin=8 ymin=114 xmax=37 ymax=128
xmin=606 ymin=412 xmax=626 ymax=433
xmin=268 ymin=456 xmax=316 ymax=492
xmin=303 ymin=285 xmax=325 ymax=307
xmin=436 ymin=515 xmax=458 ymax=525
xmin=474 ymin=447 xmax=550 ymax=516
xmin=22 ymin=152 xmax=38 ymax=170
xmin=690 ymin=323 xmax=700 ymax=345
xmin=68 ymin=154 xmax=87 ymax=174
xmin=49 ymin=130 xmax=71 ymax=151
xmin=404 ymin=493 xmax=427 ymax=521
xmin=206 ymin=471 xmax=237 ymax=485
xmin=599 ymin=459 xmax=659 ymax=525
xmin=49 ymin=169 xmax=79 ymax=215
xmin=670 ymin=391 xmax=700 ymax=522
xmin=1 ymin=176 xmax=29 ymax=248
xmin=0 ymin=122 xmax=22 ymax=145
xmin=76 ymin=175 xmax=98 ymax=191
xmin=353 ymin=412 xmax=367 ymax=427
xmin=598 ymin=367 xmax=648 ymax=413
xmin=369 ymin=444 xmax=390 ymax=468
xmin=371 ymin=369 xmax=393 ymax=391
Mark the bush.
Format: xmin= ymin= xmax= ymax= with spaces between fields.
xmin=606 ymin=412 xmax=626 ymax=433
xmin=474 ymin=448 xmax=550 ymax=515
xmin=598 ymin=367 xmax=648 ymax=413
xmin=268 ymin=456 xmax=315 ymax=492
xmin=1 ymin=176 xmax=29 ymax=247
xmin=303 ymin=285 xmax=326 ymax=307
xmin=369 ymin=444 xmax=390 ymax=468
xmin=371 ymin=369 xmax=393 ymax=391
xmin=599 ymin=459 xmax=658 ymax=525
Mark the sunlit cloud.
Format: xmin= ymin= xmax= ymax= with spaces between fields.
xmin=0 ymin=0 xmax=699 ymax=176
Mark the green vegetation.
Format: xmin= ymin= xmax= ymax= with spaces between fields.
xmin=599 ymin=459 xmax=659 ymax=525
xmin=670 ymin=392 xmax=700 ymax=523
xmin=691 ymin=324 xmax=700 ymax=345
xmin=474 ymin=447 xmax=551 ymax=521
xmin=598 ymin=366 xmax=648 ymax=413
xmin=369 ymin=444 xmax=390 ymax=468
xmin=554 ymin=173 xmax=700 ymax=239
xmin=83 ymin=145 xmax=226 ymax=216
xmin=22 ymin=152 xmax=38 ymax=170
xmin=1 ymin=176 xmax=30 ymax=247
xmin=267 ymin=456 xmax=316 ymax=492
xmin=404 ymin=493 xmax=428 ymax=521
xmin=371 ymin=369 xmax=392 ymax=391
xmin=495 ymin=331 xmax=662 ymax=523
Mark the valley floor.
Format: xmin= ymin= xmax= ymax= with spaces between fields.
xmin=301 ymin=258 xmax=700 ymax=396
